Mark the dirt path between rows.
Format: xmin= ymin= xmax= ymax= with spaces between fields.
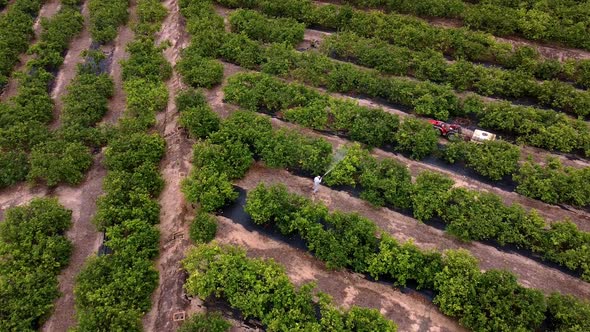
xmin=0 ymin=0 xmax=61 ymax=101
xmin=142 ymin=0 xmax=200 ymax=330
xmin=50 ymin=0 xmax=92 ymax=129
xmin=235 ymin=164 xmax=590 ymax=300
xmin=40 ymin=1 xmax=138 ymax=330
xmin=216 ymin=216 xmax=467 ymax=332
xmin=102 ymin=0 xmax=137 ymax=125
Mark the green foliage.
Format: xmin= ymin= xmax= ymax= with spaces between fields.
xmin=74 ymin=255 xmax=158 ymax=332
xmin=179 ymin=103 xmax=221 ymax=139
xmin=359 ymin=158 xmax=412 ymax=209
xmin=323 ymin=143 xmax=370 ymax=187
xmin=106 ymin=219 xmax=159 ymax=260
xmin=105 ymin=133 xmax=166 ymax=172
xmin=61 ymin=71 xmax=114 ymax=129
xmin=89 ymin=0 xmax=129 ymax=43
xmin=0 ymin=198 xmax=72 ymax=331
xmin=229 ymin=9 xmax=304 ymax=46
xmin=27 ymin=139 xmax=93 ymax=187
xmin=192 ymin=140 xmax=253 ymax=180
xmin=546 ymin=293 xmax=590 ymax=332
xmin=444 ymin=140 xmax=519 ymax=181
xmin=0 ymin=0 xmax=44 ymax=89
xmin=122 ymin=39 xmax=172 ymax=82
xmin=411 ymin=171 xmax=453 ymax=222
xmin=189 ymin=211 xmax=218 ymax=244
xmin=0 ymin=150 xmax=29 ymax=188
xmin=178 ymin=313 xmax=231 ymax=332
xmin=514 ymin=157 xmax=590 ymax=207
xmin=182 ymin=167 xmax=238 ymax=212
xmin=367 ymin=234 xmax=443 ymax=289
xmin=182 ymin=243 xmax=397 ymax=331
xmin=177 ymin=50 xmax=224 ymax=88
xmin=394 ymin=118 xmax=438 ymax=160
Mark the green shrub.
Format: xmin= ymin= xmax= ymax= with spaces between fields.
xmin=359 ymin=158 xmax=412 ymax=209
xmin=189 ymin=212 xmax=218 ymax=244
xmin=28 ymin=139 xmax=93 ymax=187
xmin=411 ymin=171 xmax=453 ymax=222
xmin=178 ymin=313 xmax=231 ymax=332
xmin=192 ymin=140 xmax=253 ymax=180
xmin=444 ymin=140 xmax=520 ymax=181
xmin=105 ymin=133 xmax=166 ymax=171
xmin=546 ymin=293 xmax=590 ymax=332
xmin=0 ymin=198 xmax=72 ymax=331
xmin=181 ymin=167 xmax=238 ymax=212
xmin=179 ymin=105 xmax=221 ymax=139
xmin=229 ymin=9 xmax=304 ymax=46
xmin=0 ymin=150 xmax=29 ymax=188
xmin=394 ymin=118 xmax=438 ymax=159
xmin=177 ymin=48 xmax=224 ymax=88
xmin=88 ymin=0 xmax=129 ymax=43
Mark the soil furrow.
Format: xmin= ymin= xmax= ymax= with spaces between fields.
xmin=234 ymin=164 xmax=590 ymax=300
xmin=0 ymin=0 xmax=61 ymax=100
xmin=142 ymin=0 xmax=197 ymax=330
xmin=216 ymin=216 xmax=467 ymax=332
xmin=50 ymin=0 xmax=92 ymax=129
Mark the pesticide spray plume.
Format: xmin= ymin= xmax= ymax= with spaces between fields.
xmin=322 ymin=146 xmax=348 ymax=178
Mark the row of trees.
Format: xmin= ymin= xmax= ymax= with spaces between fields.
xmin=337 ymin=0 xmax=590 ymax=50
xmin=177 ymin=7 xmax=590 ymax=157
xmin=244 ymin=183 xmax=590 ymax=331
xmin=0 ymin=0 xmax=44 ymax=89
xmin=72 ymin=1 xmax=170 ymax=330
xmin=88 ymin=0 xmax=130 ymax=43
xmin=0 ymin=0 xmax=86 ymax=188
xmin=212 ymin=0 xmax=590 ymax=88
xmin=0 ymin=199 xmax=73 ymax=330
xmin=229 ymin=9 xmax=304 ymax=46
xmin=183 ymin=243 xmax=398 ymax=331
xmin=223 ymin=72 xmax=520 ymax=180
xmin=322 ymin=32 xmax=590 ymax=117
xmin=178 ymin=90 xmax=590 ymax=281
xmin=223 ymin=73 xmax=590 ymax=205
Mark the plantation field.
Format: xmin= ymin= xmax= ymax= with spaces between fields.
xmin=1 ymin=0 xmax=590 ymax=331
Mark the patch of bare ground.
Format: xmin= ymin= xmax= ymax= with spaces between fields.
xmin=102 ymin=0 xmax=137 ymax=125
xmin=50 ymin=0 xmax=92 ymax=130
xmin=0 ymin=0 xmax=61 ymax=101
xmin=40 ymin=153 xmax=105 ymax=332
xmin=142 ymin=0 xmax=201 ymax=330
xmin=235 ymin=164 xmax=590 ymax=299
xmin=313 ymin=0 xmax=590 ymax=62
xmin=216 ymin=216 xmax=466 ymax=332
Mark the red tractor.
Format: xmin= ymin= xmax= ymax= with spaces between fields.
xmin=428 ymin=119 xmax=462 ymax=141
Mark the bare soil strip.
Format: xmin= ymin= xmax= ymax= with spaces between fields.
xmin=0 ymin=0 xmax=61 ymax=100
xmin=102 ymin=0 xmax=137 ymax=125
xmin=216 ymin=216 xmax=468 ymax=332
xmin=142 ymin=0 xmax=200 ymax=330
xmin=50 ymin=1 xmax=93 ymax=129
xmin=235 ymin=164 xmax=590 ymax=299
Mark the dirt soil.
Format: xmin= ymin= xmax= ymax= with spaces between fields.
xmin=0 ymin=0 xmax=61 ymax=101
xmin=235 ymin=164 xmax=590 ymax=300
xmin=50 ymin=1 xmax=92 ymax=129
xmin=215 ymin=216 xmax=467 ymax=332
xmin=142 ymin=0 xmax=204 ymax=330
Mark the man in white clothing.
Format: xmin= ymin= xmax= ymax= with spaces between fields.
xmin=313 ymin=176 xmax=322 ymax=194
